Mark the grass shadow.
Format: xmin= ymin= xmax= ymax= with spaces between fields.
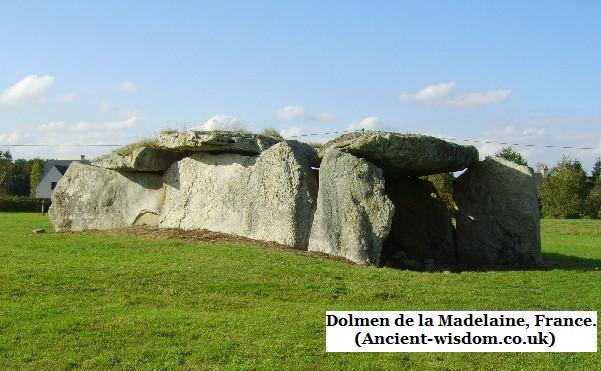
xmin=541 ymin=252 xmax=601 ymax=271
xmin=381 ymin=253 xmax=601 ymax=273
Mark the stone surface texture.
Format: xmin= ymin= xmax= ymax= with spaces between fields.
xmin=49 ymin=162 xmax=163 ymax=231
xmin=382 ymin=178 xmax=456 ymax=268
xmin=91 ymin=147 xmax=182 ymax=172
xmin=319 ymin=131 xmax=478 ymax=176
xmin=159 ymin=141 xmax=318 ymax=248
xmin=308 ymin=149 xmax=395 ymax=265
xmin=453 ymin=157 xmax=542 ymax=267
xmin=156 ymin=130 xmax=281 ymax=155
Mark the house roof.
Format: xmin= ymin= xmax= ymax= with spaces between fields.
xmin=55 ymin=165 xmax=70 ymax=175
xmin=41 ymin=160 xmax=83 ymax=179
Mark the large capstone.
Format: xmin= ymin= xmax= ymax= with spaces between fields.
xmin=91 ymin=147 xmax=183 ymax=172
xmin=319 ymin=131 xmax=478 ymax=176
xmin=308 ymin=149 xmax=394 ymax=265
xmin=382 ymin=178 xmax=456 ymax=269
xmin=49 ymin=162 xmax=163 ymax=231
xmin=453 ymin=157 xmax=542 ymax=267
xmin=159 ymin=141 xmax=318 ymax=248
xmin=156 ymin=130 xmax=281 ymax=155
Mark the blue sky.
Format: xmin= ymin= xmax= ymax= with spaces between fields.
xmin=1 ymin=1 xmax=600 ymax=170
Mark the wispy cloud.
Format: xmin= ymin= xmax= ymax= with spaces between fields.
xmin=280 ymin=126 xmax=305 ymax=138
xmin=446 ymin=90 xmax=512 ymax=108
xmin=57 ymin=92 xmax=75 ymax=103
xmin=276 ymin=105 xmax=337 ymax=122
xmin=71 ymin=116 xmax=139 ymax=132
xmin=399 ymin=81 xmax=456 ymax=102
xmin=0 ymin=131 xmax=19 ymax=144
xmin=472 ymin=124 xmax=601 ymax=169
xmin=276 ymin=105 xmax=305 ymax=121
xmin=39 ymin=122 xmax=66 ymax=131
xmin=399 ymin=81 xmax=511 ymax=108
xmin=0 ymin=75 xmax=54 ymax=105
xmin=115 ymin=81 xmax=137 ymax=94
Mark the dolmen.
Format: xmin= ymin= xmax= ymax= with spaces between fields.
xmin=49 ymin=129 xmax=542 ymax=269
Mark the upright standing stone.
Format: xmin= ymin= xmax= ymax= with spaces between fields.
xmin=160 ymin=141 xmax=318 ymax=248
xmin=453 ymin=157 xmax=542 ymax=267
xmin=49 ymin=162 xmax=164 ymax=231
xmin=308 ymin=149 xmax=394 ymax=265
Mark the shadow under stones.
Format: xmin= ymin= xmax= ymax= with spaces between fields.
xmin=379 ymin=176 xmax=458 ymax=271
xmin=540 ymin=253 xmax=601 ymax=272
xmin=410 ymin=254 xmax=601 ymax=273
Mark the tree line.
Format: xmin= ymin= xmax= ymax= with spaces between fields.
xmin=0 ymin=151 xmax=45 ymax=197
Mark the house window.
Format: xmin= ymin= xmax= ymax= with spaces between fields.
xmin=51 ymin=182 xmax=57 ymax=190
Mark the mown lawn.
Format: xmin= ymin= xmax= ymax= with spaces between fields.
xmin=0 ymin=213 xmax=599 ymax=370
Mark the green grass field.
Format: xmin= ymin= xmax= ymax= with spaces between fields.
xmin=0 ymin=213 xmax=599 ymax=370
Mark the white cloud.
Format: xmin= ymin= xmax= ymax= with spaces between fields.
xmin=39 ymin=122 xmax=65 ymax=131
xmin=275 ymin=105 xmax=337 ymax=122
xmin=195 ymin=114 xmax=245 ymax=131
xmin=468 ymin=123 xmax=601 ymax=170
xmin=347 ymin=116 xmax=382 ymax=131
xmin=399 ymin=82 xmax=511 ymax=109
xmin=399 ymin=81 xmax=455 ymax=102
xmin=115 ymin=81 xmax=137 ymax=94
xmin=71 ymin=116 xmax=139 ymax=132
xmin=0 ymin=75 xmax=54 ymax=105
xmin=446 ymin=90 xmax=512 ymax=108
xmin=0 ymin=131 xmax=19 ymax=144
xmin=57 ymin=92 xmax=75 ymax=103
xmin=280 ymin=126 xmax=305 ymax=138
xmin=276 ymin=105 xmax=305 ymax=121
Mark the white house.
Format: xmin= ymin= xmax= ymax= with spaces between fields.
xmin=35 ymin=157 xmax=87 ymax=198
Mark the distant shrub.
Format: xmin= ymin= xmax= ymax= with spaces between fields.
xmin=259 ymin=128 xmax=283 ymax=139
xmin=539 ymin=157 xmax=588 ymax=218
xmin=491 ymin=147 xmax=528 ymax=167
xmin=584 ymin=185 xmax=601 ymax=219
xmin=113 ymin=138 xmax=157 ymax=156
xmin=0 ymin=196 xmax=50 ymax=212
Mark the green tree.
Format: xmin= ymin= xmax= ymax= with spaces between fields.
xmin=585 ymin=185 xmax=601 ymax=219
xmin=6 ymin=159 xmax=32 ymax=196
xmin=538 ymin=157 xmax=588 ymax=218
xmin=493 ymin=146 xmax=528 ymax=166
xmin=30 ymin=160 xmax=43 ymax=197
xmin=0 ymin=151 xmax=13 ymax=196
xmin=591 ymin=157 xmax=601 ymax=184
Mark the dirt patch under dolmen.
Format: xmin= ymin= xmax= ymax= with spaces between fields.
xmin=86 ymin=226 xmax=356 ymax=265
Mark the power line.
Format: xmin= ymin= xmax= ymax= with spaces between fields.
xmin=287 ymin=129 xmax=351 ymax=138
xmin=0 ymin=129 xmax=599 ymax=150
xmin=435 ymin=137 xmax=597 ymax=151
xmin=0 ymin=144 xmax=123 ymax=147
